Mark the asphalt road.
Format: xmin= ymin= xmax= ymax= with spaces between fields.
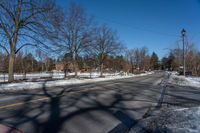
xmin=0 ymin=73 xmax=164 ymax=133
xmin=163 ymin=83 xmax=200 ymax=108
xmin=129 ymin=76 xmax=200 ymax=133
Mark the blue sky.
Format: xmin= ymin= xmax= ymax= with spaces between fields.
xmin=57 ymin=0 xmax=200 ymax=58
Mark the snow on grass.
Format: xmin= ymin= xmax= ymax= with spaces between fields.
xmin=0 ymin=72 xmax=153 ymax=91
xmin=130 ymin=106 xmax=200 ymax=133
xmin=0 ymin=72 xmax=129 ymax=82
xmin=168 ymin=73 xmax=200 ymax=88
xmin=0 ymin=72 xmax=64 ymax=82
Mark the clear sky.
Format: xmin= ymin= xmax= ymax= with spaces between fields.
xmin=57 ymin=0 xmax=200 ymax=58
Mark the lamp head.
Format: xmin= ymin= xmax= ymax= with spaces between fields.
xmin=181 ymin=29 xmax=186 ymax=36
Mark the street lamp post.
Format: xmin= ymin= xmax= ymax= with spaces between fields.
xmin=181 ymin=29 xmax=186 ymax=76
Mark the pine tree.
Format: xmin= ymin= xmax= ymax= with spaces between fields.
xmin=150 ymin=52 xmax=159 ymax=70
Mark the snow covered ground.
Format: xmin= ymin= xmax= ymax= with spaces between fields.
xmin=168 ymin=72 xmax=200 ymax=88
xmin=0 ymin=72 xmax=153 ymax=91
xmin=130 ymin=106 xmax=200 ymax=133
xmin=0 ymin=72 xmax=128 ymax=82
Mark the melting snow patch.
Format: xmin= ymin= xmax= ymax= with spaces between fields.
xmin=130 ymin=106 xmax=200 ymax=133
xmin=0 ymin=72 xmax=154 ymax=91
xmin=168 ymin=73 xmax=200 ymax=88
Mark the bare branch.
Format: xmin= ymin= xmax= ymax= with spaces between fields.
xmin=15 ymin=43 xmax=37 ymax=54
xmin=0 ymin=2 xmax=15 ymax=23
xmin=0 ymin=44 xmax=9 ymax=55
xmin=0 ymin=18 xmax=11 ymax=40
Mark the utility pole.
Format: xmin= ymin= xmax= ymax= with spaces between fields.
xmin=181 ymin=29 xmax=186 ymax=76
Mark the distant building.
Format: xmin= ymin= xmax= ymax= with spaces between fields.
xmin=55 ymin=62 xmax=93 ymax=72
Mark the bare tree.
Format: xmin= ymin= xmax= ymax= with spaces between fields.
xmin=62 ymin=53 xmax=73 ymax=78
xmin=126 ymin=49 xmax=135 ymax=73
xmin=126 ymin=47 xmax=150 ymax=73
xmin=54 ymin=2 xmax=92 ymax=77
xmin=165 ymin=42 xmax=200 ymax=75
xmin=84 ymin=54 xmax=98 ymax=78
xmin=139 ymin=47 xmax=149 ymax=71
xmin=89 ymin=25 xmax=123 ymax=77
xmin=0 ymin=0 xmax=56 ymax=82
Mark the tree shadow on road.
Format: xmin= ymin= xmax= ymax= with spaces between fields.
xmin=0 ymin=81 xmax=158 ymax=133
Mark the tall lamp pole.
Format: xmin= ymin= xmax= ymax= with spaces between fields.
xmin=181 ymin=29 xmax=186 ymax=76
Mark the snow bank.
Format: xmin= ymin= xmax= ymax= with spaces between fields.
xmin=168 ymin=73 xmax=200 ymax=88
xmin=130 ymin=106 xmax=200 ymax=133
xmin=0 ymin=72 xmax=153 ymax=91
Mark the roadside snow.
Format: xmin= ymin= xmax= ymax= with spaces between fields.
xmin=130 ymin=106 xmax=200 ymax=133
xmin=0 ymin=72 xmax=130 ymax=82
xmin=168 ymin=73 xmax=200 ymax=88
xmin=0 ymin=72 xmax=153 ymax=91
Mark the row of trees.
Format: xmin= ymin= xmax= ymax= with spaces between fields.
xmin=126 ymin=47 xmax=158 ymax=73
xmin=50 ymin=3 xmax=125 ymax=77
xmin=0 ymin=0 xmax=127 ymax=82
xmin=161 ymin=43 xmax=200 ymax=76
xmin=0 ymin=47 xmax=160 ymax=74
xmin=0 ymin=51 xmax=55 ymax=73
xmin=0 ymin=0 xmax=161 ymax=82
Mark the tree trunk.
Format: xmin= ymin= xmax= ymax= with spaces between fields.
xmin=73 ymin=53 xmax=78 ymax=78
xmin=8 ymin=52 xmax=15 ymax=82
xmin=32 ymin=59 xmax=34 ymax=72
xmin=42 ymin=64 xmax=44 ymax=72
xmin=100 ymin=63 xmax=103 ymax=77
xmin=64 ymin=69 xmax=67 ymax=78
xmin=131 ymin=65 xmax=134 ymax=73
xmin=131 ymin=61 xmax=134 ymax=73
xmin=74 ymin=60 xmax=78 ymax=77
xmin=89 ymin=68 xmax=92 ymax=79
xmin=23 ymin=70 xmax=26 ymax=80
xmin=64 ymin=63 xmax=67 ymax=79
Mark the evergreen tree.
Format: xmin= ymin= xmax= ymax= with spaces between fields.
xmin=150 ymin=52 xmax=159 ymax=70
xmin=161 ymin=52 xmax=175 ymax=71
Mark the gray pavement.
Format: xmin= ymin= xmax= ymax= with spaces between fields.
xmin=129 ymin=74 xmax=200 ymax=133
xmin=163 ymin=84 xmax=200 ymax=108
xmin=0 ymin=73 xmax=164 ymax=133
